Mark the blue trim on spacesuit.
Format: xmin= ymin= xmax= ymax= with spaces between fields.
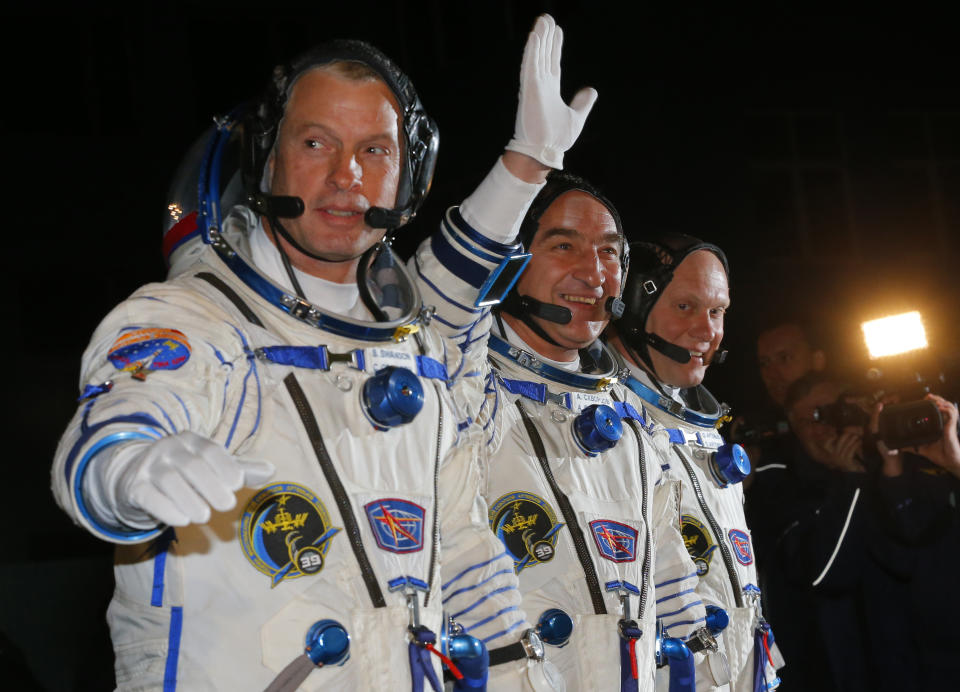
xmin=621 ymin=375 xmax=720 ymax=428
xmin=442 ymin=568 xmax=514 ymax=604
xmin=171 ymin=392 xmax=192 ymax=428
xmin=467 ymin=606 xmax=522 ymax=635
xmin=658 ymin=600 xmax=706 ymax=622
xmin=656 ymin=587 xmax=699 ymax=605
xmin=479 ymin=616 xmax=526 ymax=644
xmin=656 ymin=571 xmax=699 ymax=589
xmin=442 ymin=550 xmax=511 ymax=591
xmin=436 ymin=216 xmax=504 ymax=267
xmin=445 ymin=207 xmax=522 ymax=256
xmin=214 ymin=245 xmax=421 ymax=342
xmin=413 ymin=257 xmax=484 ymax=316
xmin=164 ymin=606 xmax=183 ymax=692
xmin=150 ymin=530 xmax=175 ymax=607
xmin=449 ymin=586 xmax=517 ymax=621
xmin=71 ymin=429 xmax=165 ymax=542
xmin=488 ymin=334 xmax=617 ymax=391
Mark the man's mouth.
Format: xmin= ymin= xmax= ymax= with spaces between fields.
xmin=560 ymin=294 xmax=598 ymax=305
xmin=321 ymin=208 xmax=363 ymax=217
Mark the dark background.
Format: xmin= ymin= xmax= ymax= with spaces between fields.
xmin=4 ymin=2 xmax=960 ymax=688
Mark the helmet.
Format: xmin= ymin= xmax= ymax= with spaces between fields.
xmin=499 ymin=170 xmax=629 ymax=343
xmin=243 ymin=39 xmax=439 ymax=232
xmin=617 ymin=233 xmax=729 ymax=368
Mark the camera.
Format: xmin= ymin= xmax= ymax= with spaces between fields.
xmin=878 ymin=399 xmax=943 ymax=450
xmin=813 ymin=400 xmax=869 ymax=430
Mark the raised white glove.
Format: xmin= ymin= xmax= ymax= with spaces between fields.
xmin=92 ymin=431 xmax=275 ymax=529
xmin=505 ymin=14 xmax=598 ymax=169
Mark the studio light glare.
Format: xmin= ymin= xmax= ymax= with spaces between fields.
xmin=861 ymin=311 xmax=928 ymax=359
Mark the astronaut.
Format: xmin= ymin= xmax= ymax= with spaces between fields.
xmin=51 ymin=17 xmax=592 ymax=691
xmin=437 ymin=170 xmax=712 ymax=691
xmin=606 ymin=234 xmax=783 ymax=691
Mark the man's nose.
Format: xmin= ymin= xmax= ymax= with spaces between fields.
xmin=571 ymin=251 xmax=605 ymax=287
xmin=327 ymin=153 xmax=362 ymax=191
xmin=689 ymin=310 xmax=717 ymax=341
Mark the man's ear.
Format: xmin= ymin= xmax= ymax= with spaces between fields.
xmin=812 ymin=349 xmax=826 ymax=372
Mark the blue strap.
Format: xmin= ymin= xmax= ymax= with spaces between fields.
xmin=667 ymin=429 xmax=686 ymax=444
xmin=416 ymin=356 xmax=449 ymax=381
xmin=258 ymin=345 xmax=329 ymax=370
xmin=668 ymin=653 xmax=696 ymax=692
xmin=78 ymin=382 xmax=113 ymax=401
xmin=619 ymin=626 xmax=642 ymax=692
xmin=605 ymin=579 xmax=641 ymax=596
xmin=409 ymin=628 xmax=443 ymax=692
xmin=753 ymin=627 xmax=768 ymax=692
xmin=613 ymin=401 xmax=646 ymax=425
xmin=163 ymin=606 xmax=183 ymax=692
xmin=499 ymin=378 xmax=547 ymax=404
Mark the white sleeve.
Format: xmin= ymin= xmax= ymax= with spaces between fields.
xmin=652 ymin=479 xmax=707 ymax=640
xmin=50 ymin=281 xmax=257 ymax=543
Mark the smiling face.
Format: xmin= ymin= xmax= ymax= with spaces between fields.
xmin=505 ymin=190 xmax=623 ymax=361
xmin=644 ymin=250 xmax=729 ymax=387
xmin=266 ymin=67 xmax=402 ymax=282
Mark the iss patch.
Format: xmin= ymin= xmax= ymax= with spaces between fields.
xmin=107 ymin=328 xmax=191 ymax=379
xmin=589 ymin=520 xmax=639 ymax=563
xmin=489 ymin=491 xmax=564 ymax=573
xmin=240 ymin=483 xmax=341 ymax=588
xmin=364 ymin=498 xmax=426 ymax=554
xmin=728 ymin=529 xmax=754 ymax=565
xmin=681 ymin=514 xmax=717 ymax=576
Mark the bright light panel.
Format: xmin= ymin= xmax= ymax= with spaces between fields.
xmin=861 ymin=311 xmax=927 ymax=359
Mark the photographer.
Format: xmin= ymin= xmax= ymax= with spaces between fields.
xmin=747 ymin=371 xmax=915 ymax=692
xmin=869 ymin=392 xmax=960 ymax=689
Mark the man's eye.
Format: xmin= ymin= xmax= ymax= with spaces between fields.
xmin=365 ymin=145 xmax=389 ymax=155
xmin=305 ymin=139 xmax=323 ymax=150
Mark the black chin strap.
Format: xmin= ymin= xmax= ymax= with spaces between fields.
xmin=646 ymin=332 xmax=692 ymax=365
xmin=499 ymin=293 xmax=572 ymax=349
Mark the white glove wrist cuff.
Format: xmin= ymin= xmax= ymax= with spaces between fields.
xmin=459 ymin=157 xmax=546 ymax=245
xmin=504 ymin=140 xmax=563 ymax=170
xmin=83 ymin=440 xmax=159 ymax=531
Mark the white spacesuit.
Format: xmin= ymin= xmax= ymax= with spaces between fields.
xmin=53 ymin=16 xmax=597 ymax=692
xmin=424 ymin=169 xmax=711 ymax=692
xmin=482 ymin=329 xmax=708 ymax=691
xmin=612 ymin=236 xmax=782 ymax=692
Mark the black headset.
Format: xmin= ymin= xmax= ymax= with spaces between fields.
xmin=241 ymin=39 xmax=439 ymax=233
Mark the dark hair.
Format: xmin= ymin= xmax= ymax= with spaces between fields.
xmin=783 ymin=370 xmax=845 ymax=414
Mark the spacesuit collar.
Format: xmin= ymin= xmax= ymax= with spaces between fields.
xmin=617 ymin=352 xmax=723 ymax=428
xmin=210 ymin=205 xmax=424 ymax=342
xmin=499 ymin=319 xmax=580 ymax=372
xmin=488 ymin=331 xmax=619 ymax=392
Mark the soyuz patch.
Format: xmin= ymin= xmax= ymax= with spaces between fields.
xmin=681 ymin=514 xmax=717 ymax=576
xmin=589 ymin=520 xmax=638 ymax=563
xmin=489 ymin=491 xmax=564 ymax=573
xmin=107 ymin=328 xmax=191 ymax=379
xmin=240 ymin=483 xmax=341 ymax=588
xmin=728 ymin=528 xmax=754 ymax=565
xmin=364 ymin=498 xmax=425 ymax=553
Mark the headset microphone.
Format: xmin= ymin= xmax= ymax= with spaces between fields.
xmin=248 ymin=193 xmax=305 ymax=219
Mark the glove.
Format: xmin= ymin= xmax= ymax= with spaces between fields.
xmin=94 ymin=431 xmax=275 ymax=529
xmin=505 ymin=13 xmax=598 ymax=169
